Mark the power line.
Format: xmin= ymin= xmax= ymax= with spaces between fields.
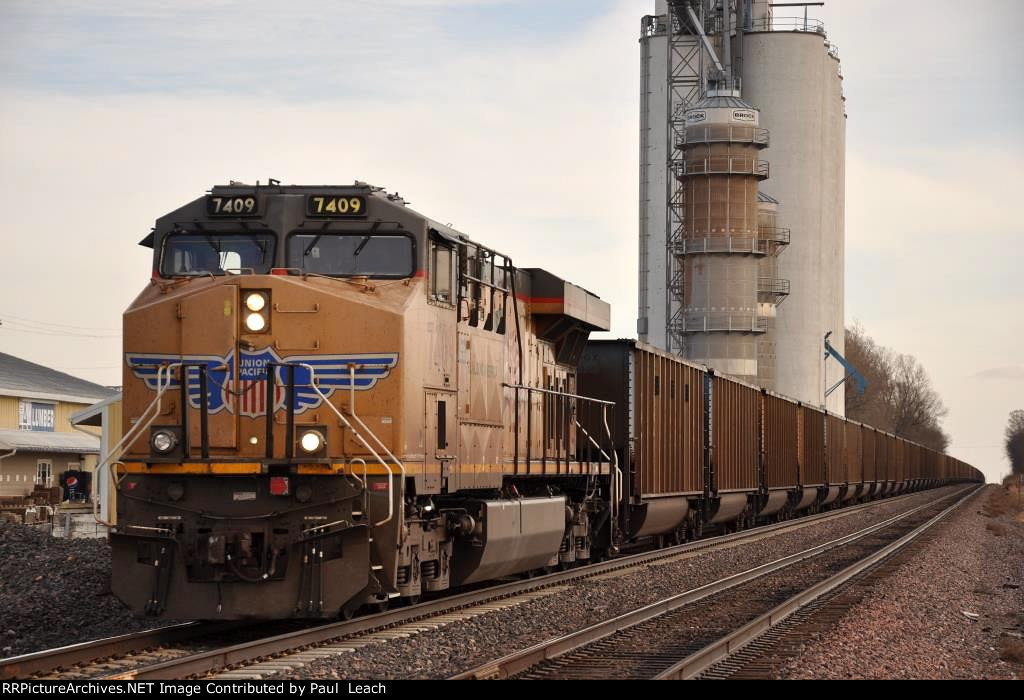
xmin=0 ymin=323 xmax=121 ymax=339
xmin=0 ymin=311 xmax=120 ymax=332
xmin=54 ymin=365 xmax=122 ymax=370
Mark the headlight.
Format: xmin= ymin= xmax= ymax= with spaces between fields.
xmin=244 ymin=312 xmax=267 ymax=332
xmin=152 ymin=430 xmax=177 ymax=454
xmin=245 ymin=292 xmax=267 ymax=312
xmin=299 ymin=430 xmax=325 ymax=454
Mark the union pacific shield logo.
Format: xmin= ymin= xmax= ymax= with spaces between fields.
xmin=126 ymin=348 xmax=398 ymax=418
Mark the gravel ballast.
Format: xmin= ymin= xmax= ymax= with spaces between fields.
xmin=0 ymin=521 xmax=156 ymax=657
xmin=265 ymin=486 xmax=972 ymax=680
xmin=775 ymin=484 xmax=1024 ymax=680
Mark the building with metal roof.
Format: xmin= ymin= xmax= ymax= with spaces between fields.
xmin=0 ymin=351 xmax=119 ymax=502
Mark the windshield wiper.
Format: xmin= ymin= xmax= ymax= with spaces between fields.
xmin=304 ymin=235 xmax=322 ymax=257
xmin=353 ymin=235 xmax=372 ymax=257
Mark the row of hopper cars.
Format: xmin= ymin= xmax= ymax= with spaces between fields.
xmin=579 ymin=340 xmax=983 ymax=543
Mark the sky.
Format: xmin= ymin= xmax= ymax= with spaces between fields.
xmin=0 ymin=0 xmax=1020 ymax=483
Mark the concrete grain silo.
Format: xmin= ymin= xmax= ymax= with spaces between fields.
xmin=638 ymin=0 xmax=845 ymax=412
xmin=740 ymin=1 xmax=846 ymax=413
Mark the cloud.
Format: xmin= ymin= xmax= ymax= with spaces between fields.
xmin=972 ymin=367 xmax=1024 ymax=382
xmin=0 ymin=1 xmax=641 ymax=385
xmin=0 ymin=0 xmax=617 ymax=98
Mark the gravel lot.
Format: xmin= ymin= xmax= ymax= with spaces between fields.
xmin=775 ymin=484 xmax=1024 ymax=680
xmin=0 ymin=521 xmax=156 ymax=657
xmin=265 ymin=486 xmax=970 ymax=680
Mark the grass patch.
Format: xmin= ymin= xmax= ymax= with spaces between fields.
xmin=982 ymin=485 xmax=1021 ymax=518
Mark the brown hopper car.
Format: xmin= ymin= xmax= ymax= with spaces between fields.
xmin=578 ymin=340 xmax=981 ymax=543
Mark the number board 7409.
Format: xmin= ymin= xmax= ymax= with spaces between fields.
xmin=307 ymin=195 xmax=367 ymax=218
xmin=206 ymin=195 xmax=260 ymax=216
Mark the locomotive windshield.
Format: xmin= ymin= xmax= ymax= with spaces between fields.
xmin=287 ymin=233 xmax=415 ymax=278
xmin=161 ymin=233 xmax=276 ymax=276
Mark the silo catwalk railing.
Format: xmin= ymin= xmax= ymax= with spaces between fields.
xmin=679 ymin=124 xmax=770 ymax=147
xmin=673 ymin=228 xmax=791 ymax=256
xmin=747 ymin=16 xmax=826 ymax=35
xmin=679 ymin=312 xmax=770 ymax=334
xmin=677 ymin=156 xmax=770 ymax=178
xmin=757 ymin=277 xmax=791 ymax=304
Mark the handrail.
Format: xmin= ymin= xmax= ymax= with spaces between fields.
xmin=677 ymin=156 xmax=769 ymax=178
xmin=757 ymin=277 xmax=791 ymax=295
xmin=680 ymin=125 xmax=769 ymax=147
xmin=507 ymin=382 xmax=618 ymax=529
xmin=346 ymin=364 xmax=407 ymax=529
xmin=673 ymin=234 xmax=789 ymax=256
xmin=92 ymin=363 xmax=181 ymax=527
xmin=504 ymin=383 xmax=614 ymax=406
xmin=349 ymin=457 xmax=369 ymax=519
xmin=294 ymin=363 xmax=397 ymax=529
xmin=748 ymin=16 xmax=826 ymax=35
xmin=574 ymin=421 xmax=613 ymax=463
xmin=603 ymin=404 xmax=621 ymax=528
xmin=346 ymin=365 xmax=407 ymax=485
xmin=674 ymin=313 xmax=770 ymax=334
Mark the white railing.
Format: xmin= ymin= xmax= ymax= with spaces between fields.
xmin=92 ymin=362 xmax=182 ymax=527
xmin=297 ymin=363 xmax=404 ymax=529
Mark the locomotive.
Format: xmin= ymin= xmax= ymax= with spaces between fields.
xmin=111 ymin=182 xmax=981 ymax=620
xmin=114 ymin=183 xmax=616 ymax=619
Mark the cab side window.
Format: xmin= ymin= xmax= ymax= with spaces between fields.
xmin=431 ymin=243 xmax=455 ymax=304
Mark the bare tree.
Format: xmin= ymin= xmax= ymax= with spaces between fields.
xmin=1006 ymin=410 xmax=1024 ymax=474
xmin=885 ymin=353 xmax=949 ymax=442
xmin=844 ymin=323 xmax=893 ymax=428
xmin=844 ymin=324 xmax=950 ymax=452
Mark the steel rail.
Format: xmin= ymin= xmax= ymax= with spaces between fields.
xmin=658 ymin=484 xmax=979 ymax=679
xmin=0 ymin=623 xmax=229 ymax=679
xmin=449 ymin=485 xmax=974 ymax=680
xmin=1 ymin=485 xmax=952 ymax=680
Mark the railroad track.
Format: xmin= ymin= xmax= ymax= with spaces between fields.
xmin=0 ymin=486 xmax=957 ymax=681
xmin=451 ymin=485 xmax=978 ymax=680
xmin=0 ymin=621 xmax=320 ymax=680
xmin=691 ymin=510 xmax=965 ymax=680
